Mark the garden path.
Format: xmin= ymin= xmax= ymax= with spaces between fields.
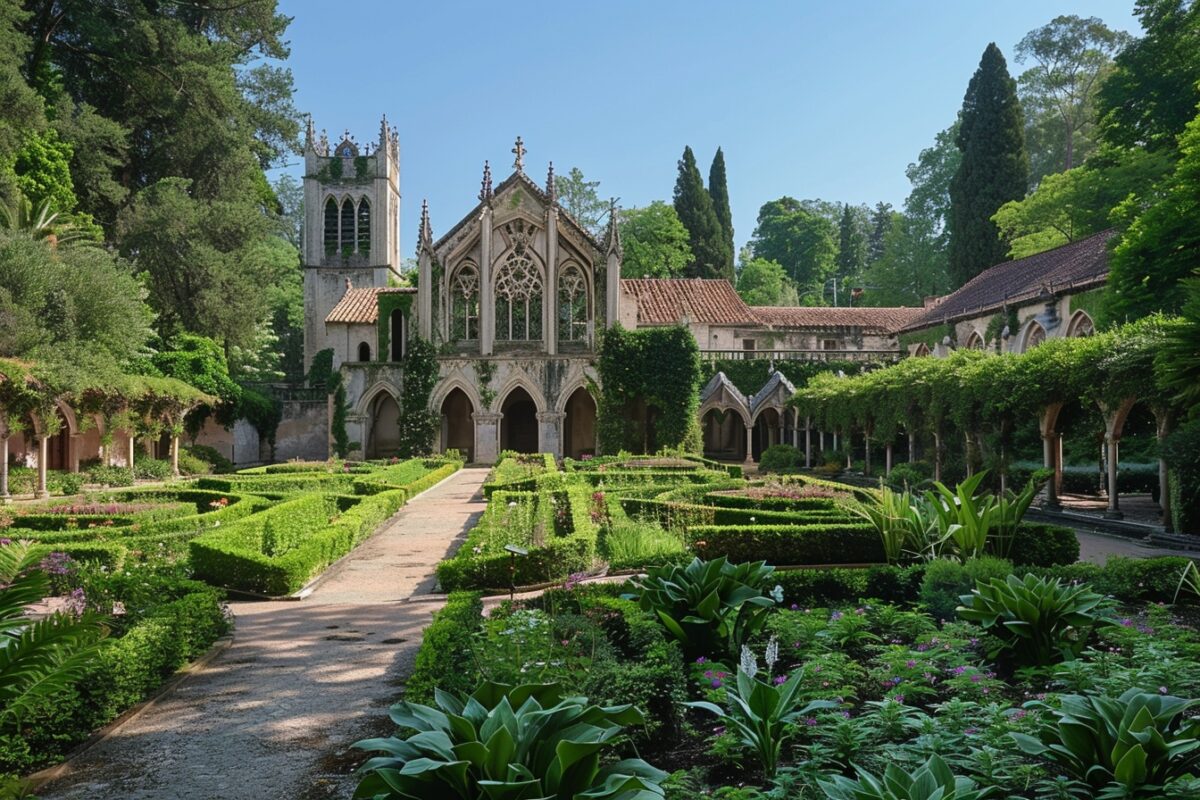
xmin=37 ymin=467 xmax=489 ymax=800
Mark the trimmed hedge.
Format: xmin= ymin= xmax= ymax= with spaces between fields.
xmin=403 ymin=591 xmax=484 ymax=703
xmin=197 ymin=472 xmax=358 ymax=495
xmin=619 ymin=496 xmax=853 ymax=529
xmin=0 ymin=580 xmax=228 ymax=774
xmin=1005 ymin=523 xmax=1080 ymax=567
xmin=703 ymin=491 xmax=842 ymax=512
xmin=436 ymin=485 xmax=600 ymax=591
xmin=685 ymin=522 xmax=883 ymax=565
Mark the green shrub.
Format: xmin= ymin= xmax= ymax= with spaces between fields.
xmin=176 ymin=449 xmax=212 ymax=476
xmin=183 ymin=444 xmax=233 ymax=473
xmin=354 ymin=682 xmax=668 ymax=800
xmin=885 ymin=460 xmax=933 ymax=490
xmin=84 ymin=464 xmax=134 ymax=487
xmin=54 ymin=472 xmax=85 ymax=496
xmin=819 ymin=754 xmax=988 ymax=800
xmin=685 ymin=522 xmax=882 ymax=566
xmin=759 ymin=444 xmax=801 ymax=473
xmin=919 ymin=557 xmax=1013 ymax=622
xmin=402 ymin=592 xmax=483 ymax=703
xmin=1013 ymin=688 xmax=1200 ymax=797
xmin=957 ymin=573 xmax=1112 ymax=666
xmin=134 ymin=458 xmax=174 ymax=481
xmin=1005 ymin=522 xmax=1079 ymax=567
xmin=1163 ymin=418 xmax=1200 ymax=534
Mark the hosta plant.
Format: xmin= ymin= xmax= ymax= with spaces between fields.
xmin=956 ymin=573 xmax=1111 ymax=666
xmin=352 ymin=681 xmax=666 ymax=800
xmin=686 ymin=658 xmax=835 ymax=780
xmin=1012 ymin=688 xmax=1200 ymax=798
xmin=818 ymin=754 xmax=992 ymax=800
xmin=626 ymin=556 xmax=777 ymax=659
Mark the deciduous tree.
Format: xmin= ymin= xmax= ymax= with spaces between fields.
xmin=619 ymin=201 xmax=693 ymax=278
xmin=749 ymin=197 xmax=836 ymax=302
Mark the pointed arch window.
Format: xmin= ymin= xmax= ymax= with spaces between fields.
xmin=495 ymin=252 xmax=542 ymax=341
xmin=450 ymin=263 xmax=480 ymax=341
xmin=323 ymin=197 xmax=338 ymax=252
xmin=557 ymin=264 xmax=588 ymax=342
xmin=356 ymin=198 xmax=371 ymax=254
xmin=339 ymin=198 xmax=355 ymax=252
xmin=1024 ymin=321 xmax=1047 ymax=351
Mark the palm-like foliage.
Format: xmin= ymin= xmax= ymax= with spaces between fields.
xmin=352 ymin=681 xmax=666 ymax=800
xmin=1 ymin=540 xmax=105 ymax=726
xmin=1157 ymin=274 xmax=1200 ymax=407
xmin=818 ymin=754 xmax=992 ymax=799
xmin=626 ymin=557 xmax=777 ymax=659
xmin=1012 ymin=689 xmax=1200 ymax=798
xmin=687 ymin=666 xmax=835 ymax=780
xmin=0 ymin=194 xmax=90 ymax=246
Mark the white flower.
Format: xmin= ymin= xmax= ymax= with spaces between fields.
xmin=765 ymin=636 xmax=779 ymax=672
xmin=770 ymin=584 xmax=784 ymax=604
xmin=739 ymin=644 xmax=758 ymax=679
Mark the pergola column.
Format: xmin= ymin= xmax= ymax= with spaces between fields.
xmin=933 ymin=430 xmax=943 ymax=482
xmin=885 ymin=442 xmax=893 ymax=476
xmin=1103 ymin=432 xmax=1122 ymax=519
xmin=804 ymin=418 xmax=812 ymax=469
xmin=36 ymin=436 xmax=49 ymax=499
xmin=1041 ymin=434 xmax=1061 ymax=510
xmin=171 ymin=434 xmax=181 ymax=477
xmin=864 ymin=435 xmax=872 ymax=477
xmin=1156 ymin=409 xmax=1174 ymax=533
xmin=0 ymin=435 xmax=9 ymax=504
xmin=908 ymin=430 xmax=917 ymax=463
xmin=127 ymin=433 xmax=136 ymax=471
xmin=743 ymin=424 xmax=755 ymax=466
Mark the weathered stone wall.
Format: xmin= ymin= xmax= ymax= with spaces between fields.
xmin=273 ymin=401 xmax=330 ymax=462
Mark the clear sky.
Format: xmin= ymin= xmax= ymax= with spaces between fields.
xmin=276 ymin=0 xmax=1141 ymax=255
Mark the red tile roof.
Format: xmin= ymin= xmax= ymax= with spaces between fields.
xmin=904 ymin=230 xmax=1114 ymax=331
xmin=751 ymin=306 xmax=924 ymax=333
xmin=620 ymin=278 xmax=757 ymax=325
xmin=325 ymin=286 xmax=416 ymax=324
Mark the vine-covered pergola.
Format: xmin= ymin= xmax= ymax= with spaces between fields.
xmin=0 ymin=359 xmax=211 ymax=500
xmin=791 ymin=317 xmax=1187 ymax=531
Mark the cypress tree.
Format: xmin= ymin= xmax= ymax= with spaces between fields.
xmin=707 ymin=147 xmax=735 ymax=278
xmin=673 ymin=146 xmax=727 ymax=279
xmin=834 ymin=204 xmax=867 ymax=296
xmin=948 ymin=43 xmax=1028 ymax=287
xmin=868 ymin=201 xmax=893 ymax=264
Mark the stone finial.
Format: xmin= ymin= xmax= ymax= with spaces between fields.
xmin=305 ymin=114 xmax=316 ymax=150
xmin=379 ymin=114 xmax=389 ymax=150
xmin=417 ymin=199 xmax=433 ymax=254
xmin=606 ymin=198 xmax=622 ymax=256
xmin=512 ymin=136 xmax=526 ymax=172
xmin=479 ymin=160 xmax=494 ymax=203
xmin=546 ymin=161 xmax=556 ymax=204
xmin=318 ymin=129 xmax=329 ymax=156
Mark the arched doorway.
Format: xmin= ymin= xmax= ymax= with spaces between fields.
xmin=47 ymin=408 xmax=72 ymax=471
xmin=752 ymin=408 xmax=781 ymax=461
xmin=702 ymin=408 xmax=744 ymax=461
xmin=501 ymin=387 xmax=538 ymax=454
xmin=562 ymin=387 xmax=596 ymax=460
xmin=366 ymin=392 xmax=401 ymax=458
xmin=440 ymin=388 xmax=474 ymax=461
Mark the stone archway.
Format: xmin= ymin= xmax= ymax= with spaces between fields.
xmin=702 ymin=408 xmax=745 ymax=461
xmin=366 ymin=392 xmax=401 ymax=459
xmin=500 ymin=387 xmax=538 ymax=454
xmin=752 ymin=407 xmax=781 ymax=461
xmin=440 ymin=388 xmax=475 ymax=462
xmin=562 ymin=387 xmax=596 ymax=460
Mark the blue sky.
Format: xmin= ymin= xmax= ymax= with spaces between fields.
xmin=277 ymin=0 xmax=1141 ymax=255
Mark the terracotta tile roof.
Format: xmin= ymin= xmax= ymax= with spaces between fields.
xmin=621 ymin=278 xmax=757 ymax=325
xmin=751 ymin=305 xmax=924 ymax=333
xmin=325 ymin=286 xmax=416 ymax=324
xmin=904 ymin=230 xmax=1114 ymax=331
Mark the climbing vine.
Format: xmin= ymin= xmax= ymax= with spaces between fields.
xmin=597 ymin=324 xmax=701 ymax=454
xmin=396 ymin=336 xmax=439 ymax=457
xmin=473 ymin=360 xmax=496 ymax=409
xmin=376 ymin=292 xmax=415 ymax=358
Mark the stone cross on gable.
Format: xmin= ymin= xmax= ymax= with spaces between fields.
xmin=512 ymin=136 xmax=525 ymax=172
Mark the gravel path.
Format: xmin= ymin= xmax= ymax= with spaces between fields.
xmin=37 ymin=467 xmax=488 ymax=800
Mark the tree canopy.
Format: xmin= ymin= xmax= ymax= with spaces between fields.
xmin=673 ymin=146 xmax=730 ymax=280
xmin=749 ymin=197 xmax=836 ymax=303
xmin=619 ymin=201 xmax=693 ymax=278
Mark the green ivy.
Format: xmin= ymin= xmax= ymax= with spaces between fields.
xmin=396 ymin=337 xmax=439 ymax=457
xmin=597 ymin=324 xmax=701 ymax=454
xmin=702 ymin=359 xmax=874 ymax=396
xmin=473 ymin=360 xmax=497 ymax=409
xmin=1068 ymin=287 xmax=1108 ymax=329
xmin=354 ymin=155 xmax=369 ymax=179
xmin=899 ymin=323 xmax=956 ymax=351
xmin=376 ymin=293 xmax=415 ymax=359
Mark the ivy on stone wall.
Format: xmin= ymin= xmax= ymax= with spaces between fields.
xmin=396 ymin=336 xmax=438 ymax=457
xmin=898 ymin=323 xmax=956 ymax=351
xmin=597 ymin=324 xmax=701 ymax=454
xmin=376 ymin=293 xmax=415 ymax=359
xmin=1068 ymin=287 xmax=1108 ymax=329
xmin=473 ymin=360 xmax=496 ymax=409
xmin=309 ymin=348 xmax=349 ymax=456
xmin=702 ymin=359 xmax=875 ymax=397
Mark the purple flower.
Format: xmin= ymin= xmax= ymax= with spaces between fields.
xmin=965 ymin=726 xmax=979 ymax=735
xmin=710 ymin=678 xmax=722 ymax=688
xmin=905 ymin=659 xmax=917 ymax=669
xmin=893 ymin=694 xmax=905 ymax=704
xmin=804 ymin=717 xmax=818 ymax=726
xmin=696 ymin=656 xmax=707 ymax=664
xmin=773 ymin=675 xmax=788 ymax=685
xmin=830 ymin=611 xmax=843 ymax=621
xmin=40 ymin=551 xmax=76 ymax=576
xmin=1160 ymin=686 xmax=1169 ymax=695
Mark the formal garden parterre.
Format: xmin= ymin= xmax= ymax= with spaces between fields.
xmin=352 ymin=453 xmax=1200 ymax=799
xmin=1 ymin=455 xmax=461 ymax=782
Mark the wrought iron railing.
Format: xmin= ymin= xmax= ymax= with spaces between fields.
xmin=699 ymin=349 xmax=901 ymax=363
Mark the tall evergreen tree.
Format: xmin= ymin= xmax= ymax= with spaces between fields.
xmin=948 ymin=43 xmax=1029 ymax=287
xmin=867 ymin=201 xmax=893 ymax=264
xmin=834 ymin=204 xmax=867 ymax=303
xmin=707 ymin=147 xmax=735 ymax=277
xmin=673 ymin=146 xmax=728 ymax=279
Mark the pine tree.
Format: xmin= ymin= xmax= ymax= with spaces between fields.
xmin=673 ymin=146 xmax=727 ymax=279
xmin=948 ymin=43 xmax=1029 ymax=287
xmin=707 ymin=147 xmax=735 ymax=278
xmin=867 ymin=201 xmax=893 ymax=264
xmin=834 ymin=204 xmax=867 ymax=301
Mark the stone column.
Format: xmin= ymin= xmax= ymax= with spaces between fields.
xmin=908 ymin=430 xmax=917 ymax=463
xmin=68 ymin=433 xmax=81 ymax=473
xmin=864 ymin=437 xmax=872 ymax=476
xmin=417 ymin=249 xmax=433 ymax=339
xmin=479 ymin=208 xmax=494 ymax=356
xmin=171 ymin=434 xmax=181 ymax=477
xmin=1042 ymin=434 xmax=1061 ymax=510
xmin=743 ymin=424 xmax=755 ymax=465
xmin=0 ymin=435 xmax=9 ymax=503
xmin=544 ymin=209 xmax=558 ymax=355
xmin=804 ymin=420 xmax=812 ymax=469
xmin=1156 ymin=411 xmax=1174 ymax=533
xmin=127 ymin=433 xmax=136 ymax=471
xmin=1104 ymin=432 xmax=1122 ymax=519
xmin=474 ymin=411 xmax=501 ymax=465
xmin=885 ymin=443 xmax=893 ymax=476
xmin=818 ymin=430 xmax=825 ymax=454
xmin=537 ymin=411 xmax=565 ymax=459
xmin=36 ymin=436 xmax=49 ymax=499
xmin=933 ymin=430 xmax=943 ymax=483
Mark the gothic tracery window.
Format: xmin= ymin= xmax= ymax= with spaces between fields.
xmin=450 ymin=263 xmax=480 ymax=341
xmin=558 ymin=264 xmax=588 ymax=342
xmin=323 ymin=197 xmax=338 ymax=252
xmin=339 ymin=198 xmax=355 ymax=252
xmin=356 ymin=198 xmax=371 ymax=253
xmin=495 ymin=251 xmax=543 ymax=341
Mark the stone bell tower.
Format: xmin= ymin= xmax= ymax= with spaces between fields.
xmin=301 ymin=116 xmax=401 ymax=371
